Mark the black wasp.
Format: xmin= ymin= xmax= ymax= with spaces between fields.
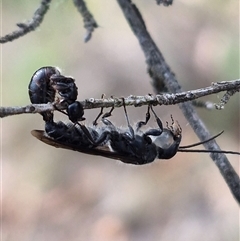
xmin=31 ymin=99 xmax=240 ymax=165
xmin=28 ymin=66 xmax=84 ymax=122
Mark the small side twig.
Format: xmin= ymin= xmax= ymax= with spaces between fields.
xmin=0 ymin=0 xmax=51 ymax=44
xmin=73 ymin=0 xmax=98 ymax=42
xmin=215 ymin=89 xmax=240 ymax=110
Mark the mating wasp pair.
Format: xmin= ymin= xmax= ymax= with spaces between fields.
xmin=29 ymin=67 xmax=240 ymax=165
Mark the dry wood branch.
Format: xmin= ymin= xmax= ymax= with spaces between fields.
xmin=0 ymin=80 xmax=239 ymax=118
xmin=0 ymin=104 xmax=54 ymax=118
xmin=73 ymin=0 xmax=98 ymax=42
xmin=0 ymin=0 xmax=51 ymax=43
xmin=117 ymin=0 xmax=240 ymax=203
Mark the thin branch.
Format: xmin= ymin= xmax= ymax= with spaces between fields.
xmin=0 ymin=104 xmax=54 ymax=118
xmin=1 ymin=80 xmax=239 ymax=118
xmin=116 ymin=0 xmax=240 ymax=203
xmin=0 ymin=0 xmax=51 ymax=44
xmin=73 ymin=0 xmax=98 ymax=42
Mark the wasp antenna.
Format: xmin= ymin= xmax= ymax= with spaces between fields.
xmin=177 ymin=149 xmax=240 ymax=155
xmin=179 ymin=131 xmax=224 ymax=149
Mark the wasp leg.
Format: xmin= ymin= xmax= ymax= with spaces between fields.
xmin=93 ymin=107 xmax=104 ymax=126
xmin=93 ymin=94 xmax=105 ymax=125
xmin=121 ymin=98 xmax=135 ymax=140
xmin=101 ymin=98 xmax=135 ymax=140
xmin=136 ymin=105 xmax=151 ymax=131
xmin=93 ymin=102 xmax=115 ymax=126
xmin=93 ymin=106 xmax=115 ymax=126
xmin=93 ymin=94 xmax=115 ymax=126
xmin=93 ymin=129 xmax=112 ymax=146
xmin=149 ymin=105 xmax=164 ymax=131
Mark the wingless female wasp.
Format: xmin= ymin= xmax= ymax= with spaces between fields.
xmin=31 ymin=98 xmax=240 ymax=165
xmin=28 ymin=66 xmax=84 ymax=123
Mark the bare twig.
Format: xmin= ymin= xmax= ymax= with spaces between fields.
xmin=73 ymin=0 xmax=98 ymax=42
xmin=0 ymin=104 xmax=55 ymax=118
xmin=116 ymin=0 xmax=240 ymax=203
xmin=1 ymin=80 xmax=239 ymax=118
xmin=0 ymin=0 xmax=51 ymax=44
xmin=215 ymin=89 xmax=240 ymax=110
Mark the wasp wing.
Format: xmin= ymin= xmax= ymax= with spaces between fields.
xmin=31 ymin=130 xmax=140 ymax=164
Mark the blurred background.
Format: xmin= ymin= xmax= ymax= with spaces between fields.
xmin=1 ymin=0 xmax=239 ymax=240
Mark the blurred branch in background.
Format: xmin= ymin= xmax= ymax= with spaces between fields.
xmin=0 ymin=79 xmax=239 ymax=118
xmin=0 ymin=0 xmax=51 ymax=43
xmin=116 ymin=0 xmax=240 ymax=203
xmin=73 ymin=0 xmax=98 ymax=42
xmin=0 ymin=0 xmax=98 ymax=44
